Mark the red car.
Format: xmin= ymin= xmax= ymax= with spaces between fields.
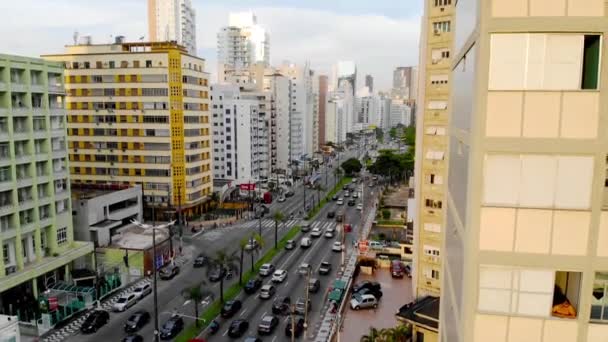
xmin=344 ymin=224 xmax=352 ymax=233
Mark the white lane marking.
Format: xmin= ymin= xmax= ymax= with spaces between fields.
xmin=222 ymin=329 xmax=229 ymax=336
xmin=277 ymin=243 xmax=300 ymax=270
xmin=240 ymin=308 xmax=248 ymax=317
xmin=284 ymin=316 xmax=289 ymax=323
xmin=261 ymin=311 xmax=267 ymax=318
xmin=284 ymin=281 xmax=289 ymax=287
xmin=272 ymin=336 xmax=277 ymax=342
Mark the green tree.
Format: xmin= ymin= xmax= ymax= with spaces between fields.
xmin=341 ymin=158 xmax=363 ymax=176
xmin=181 ymin=283 xmax=214 ymax=327
xmin=389 ymin=127 xmax=398 ymax=139
xmin=246 ymin=233 xmax=264 ymax=273
xmin=375 ymin=127 xmax=384 ymax=143
xmin=238 ymin=237 xmax=248 ymax=285
xmin=382 ymin=209 xmax=391 ymax=220
xmin=272 ymin=211 xmax=285 ymax=250
xmin=360 ymin=327 xmax=386 ymax=342
xmin=206 ymin=250 xmax=239 ymax=303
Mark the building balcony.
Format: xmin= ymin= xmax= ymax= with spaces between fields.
xmin=30 ymin=84 xmax=45 ymax=93
xmin=16 ymin=177 xmax=33 ymax=187
xmin=0 ymin=82 xmax=6 ymax=92
xmin=32 ymin=107 xmax=46 ymax=116
xmin=35 ymin=152 xmax=49 ymax=162
xmin=33 ymin=130 xmax=47 ymax=139
xmin=14 ymin=154 xmax=32 ymax=164
xmin=18 ymin=198 xmax=35 ymax=210
xmin=12 ymin=108 xmax=29 ymax=116
xmin=0 ymin=203 xmax=15 ymax=215
xmin=38 ymin=194 xmax=52 ymax=205
xmin=36 ymin=175 xmax=50 ymax=183
xmin=11 ymin=83 xmax=27 ymax=93
xmin=52 ymin=150 xmax=66 ymax=158
xmin=20 ymin=220 xmax=35 ymax=232
xmin=38 ymin=216 xmax=53 ymax=227
xmin=48 ymin=85 xmax=65 ymax=94
xmin=0 ymin=108 xmax=8 ymax=116
xmin=12 ymin=130 xmax=30 ymax=140
xmin=54 ymin=189 xmax=69 ymax=200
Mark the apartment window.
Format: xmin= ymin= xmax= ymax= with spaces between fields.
xmin=434 ymin=0 xmax=451 ymax=6
xmin=425 ymin=150 xmax=445 ymax=160
xmin=582 ymin=35 xmax=601 ymax=89
xmin=57 ymin=227 xmax=67 ymax=245
xmin=432 ymin=21 xmax=451 ymax=33
xmin=430 ymin=75 xmax=448 ymax=85
xmin=427 ymin=101 xmax=448 ymax=110
xmin=592 ymin=272 xmax=608 ymax=322
xmin=423 ymin=223 xmax=441 ymax=233
xmin=428 ymin=173 xmax=443 ymax=185
xmin=146 ymin=60 xmax=152 ymax=68
xmin=425 ymin=199 xmax=442 ymax=209
xmin=2 ymin=243 xmax=9 ymax=263
xmin=425 ymin=126 xmax=446 ymax=136
xmin=109 ymin=61 xmax=115 ymax=69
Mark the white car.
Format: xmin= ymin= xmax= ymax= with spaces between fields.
xmin=311 ymin=227 xmax=322 ymax=238
xmin=113 ymin=293 xmax=137 ymax=312
xmin=278 ymin=196 xmax=286 ymax=202
xmin=259 ymin=263 xmax=276 ymax=277
xmin=350 ymin=293 xmax=378 ymax=310
xmin=324 ymin=230 xmax=334 ymax=238
xmin=332 ymin=241 xmax=343 ymax=252
xmin=131 ymin=283 xmax=152 ymax=300
xmin=356 ymin=204 xmax=363 ymax=211
xmin=272 ymin=269 xmax=288 ymax=283
xmin=337 ymin=198 xmax=344 ymax=205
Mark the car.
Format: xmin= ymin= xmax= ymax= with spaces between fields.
xmin=221 ymin=299 xmax=242 ymax=318
xmin=80 ymin=310 xmax=109 ymax=334
xmin=193 ymin=253 xmax=207 ymax=268
xmin=354 ymin=287 xmax=383 ymax=300
xmin=124 ymin=310 xmax=150 ymax=333
xmin=347 ymin=199 xmax=356 ymax=206
xmin=311 ymin=227 xmax=322 ymax=237
xmin=298 ymin=263 xmax=311 ymax=275
xmin=308 ymin=278 xmax=321 ymax=293
xmin=300 ymin=221 xmax=312 ymax=232
xmin=318 ymin=261 xmax=332 ymax=275
xmin=356 ymin=203 xmax=363 ymax=211
xmin=342 ymin=185 xmax=349 ymax=190
xmin=285 ymin=240 xmax=295 ymax=250
xmin=372 ymin=176 xmax=378 ymax=181
xmin=122 ymin=335 xmax=144 ymax=342
xmin=391 ymin=260 xmax=405 ymax=278
xmin=244 ymin=278 xmax=263 ymax=294
xmin=113 ymin=293 xmax=137 ymax=312
xmin=331 ymin=194 xmax=339 ymax=201
xmin=332 ymin=241 xmax=343 ymax=252
xmin=277 ymin=196 xmax=286 ymax=202
xmin=369 ymin=241 xmax=385 ymax=250
xmin=285 ymin=190 xmax=295 ymax=197
xmin=324 ymin=230 xmax=334 ymax=238
xmin=159 ymin=265 xmax=180 ymax=280
xmin=337 ymin=199 xmax=344 ymax=205
xmin=352 ymin=281 xmax=382 ymax=294
xmin=353 ymin=192 xmax=359 ymax=198
xmin=245 ymin=238 xmax=259 ymax=250
xmin=257 ymin=315 xmax=279 ymax=335
xmin=336 ymin=213 xmax=344 ymax=222
xmin=352 ymin=177 xmax=358 ymax=183
xmin=350 ymin=293 xmax=378 ymax=310
xmin=259 ymin=263 xmax=276 ymax=277
xmin=295 ymin=298 xmax=311 ymax=315
xmin=208 ymin=267 xmax=227 ymax=282
xmin=131 ymin=283 xmax=152 ymax=300
xmin=344 ymin=191 xmax=350 ymax=197
xmin=285 ymin=317 xmax=305 ymax=338
xmin=260 ymin=284 xmax=276 ymax=299
xmin=272 ymin=269 xmax=288 ymax=283
xmin=228 ymin=319 xmax=249 ymax=338
xmin=272 ymin=296 xmax=291 ymax=314
xmin=327 ymin=211 xmax=336 ymax=218
xmin=159 ymin=315 xmax=184 ymax=340
xmin=300 ymin=237 xmax=312 ymax=248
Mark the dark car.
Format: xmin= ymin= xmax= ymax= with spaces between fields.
xmin=124 ymin=310 xmax=150 ymax=333
xmin=353 ymin=281 xmax=381 ymax=294
xmin=272 ymin=296 xmax=291 ymax=315
xmin=159 ymin=265 xmax=180 ymax=280
xmin=243 ymin=337 xmax=262 ymax=342
xmin=318 ymin=261 xmax=331 ymax=275
xmin=221 ymin=300 xmax=242 ymax=318
xmin=159 ymin=316 xmax=184 ymax=340
xmin=193 ymin=254 xmax=207 ymax=268
xmin=122 ymin=335 xmax=144 ymax=342
xmin=80 ymin=310 xmax=109 ymax=334
xmin=257 ymin=315 xmax=279 ymax=335
xmin=354 ymin=287 xmax=383 ymax=300
xmin=244 ymin=278 xmax=263 ymax=294
xmin=285 ymin=240 xmax=295 ymax=250
xmin=347 ymin=199 xmax=356 ymax=206
xmin=342 ymin=185 xmax=349 ymax=190
xmin=208 ymin=267 xmax=227 ymax=282
xmin=327 ymin=211 xmax=336 ymax=219
xmin=308 ymin=278 xmax=321 ymax=293
xmin=285 ymin=190 xmax=295 ymax=197
xmin=228 ymin=319 xmax=249 ymax=338
xmin=332 ymin=194 xmax=339 ymax=201
xmin=336 ymin=213 xmax=344 ymax=222
xmin=285 ymin=317 xmax=305 ymax=338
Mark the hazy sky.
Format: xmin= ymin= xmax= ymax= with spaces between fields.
xmin=0 ymin=0 xmax=422 ymax=91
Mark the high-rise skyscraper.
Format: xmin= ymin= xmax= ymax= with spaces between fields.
xmin=442 ymin=1 xmax=607 ymax=342
xmin=148 ymin=0 xmax=197 ymax=55
xmin=44 ymin=41 xmax=213 ymax=218
xmin=217 ymin=12 xmax=270 ymax=82
xmin=365 ymin=74 xmax=374 ymax=93
xmin=318 ymin=75 xmax=328 ymax=148
xmin=392 ymin=66 xmax=417 ymax=102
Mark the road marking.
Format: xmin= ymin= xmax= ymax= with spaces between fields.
xmin=284 ymin=316 xmax=289 ymax=323
xmin=222 ymin=329 xmax=229 ymax=336
xmin=261 ymin=311 xmax=267 ymax=318
xmin=240 ymin=308 xmax=248 ymax=316
xmin=284 ymin=281 xmax=289 ymax=287
xmin=272 ymin=336 xmax=277 ymax=342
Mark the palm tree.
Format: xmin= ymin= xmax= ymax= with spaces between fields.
xmin=238 ymin=237 xmax=248 ymax=285
xmin=314 ymin=184 xmax=324 ymax=208
xmin=206 ymin=250 xmax=239 ymax=303
xmin=246 ymin=233 xmax=264 ymax=273
xmin=181 ymin=283 xmax=214 ymax=327
xmin=272 ymin=211 xmax=285 ymax=250
xmin=360 ymin=327 xmax=385 ymax=342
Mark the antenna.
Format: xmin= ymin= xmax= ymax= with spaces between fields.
xmin=73 ymin=31 xmax=79 ymax=45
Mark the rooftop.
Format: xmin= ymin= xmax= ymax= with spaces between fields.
xmin=71 ymin=183 xmax=139 ymax=200
xmin=107 ymin=224 xmax=170 ymax=250
xmin=395 ymin=296 xmax=440 ymax=332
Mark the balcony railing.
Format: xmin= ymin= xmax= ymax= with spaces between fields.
xmin=12 ymin=107 xmax=29 ymax=116
xmin=48 ymin=85 xmax=65 ymax=94
xmin=11 ymin=83 xmax=27 ymax=92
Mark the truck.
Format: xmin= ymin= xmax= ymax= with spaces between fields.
xmin=263 ymin=191 xmax=272 ymax=204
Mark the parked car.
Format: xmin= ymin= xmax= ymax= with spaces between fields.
xmin=208 ymin=267 xmax=227 ymax=282
xmin=318 ymin=261 xmax=331 ymax=275
xmin=272 ymin=269 xmax=288 ymax=283
xmin=159 ymin=265 xmax=180 ymax=280
xmin=113 ymin=293 xmax=137 ymax=312
xmin=260 ymin=284 xmax=276 ymax=299
xmin=353 ymin=281 xmax=382 ymax=294
xmin=228 ymin=319 xmax=249 ymax=338
xmin=332 ymin=241 xmax=343 ymax=252
xmin=80 ymin=310 xmax=109 ymax=334
xmin=327 ymin=211 xmax=336 ymax=218
xmin=300 ymin=221 xmax=312 ymax=232
xmin=354 ymin=287 xmax=383 ymax=300
xmin=350 ymin=293 xmax=378 ymax=310
xmin=259 ymin=263 xmax=276 ymax=277
xmin=193 ymin=253 xmax=207 ymax=268
xmin=221 ymin=299 xmax=242 ymax=318
xmin=311 ymin=227 xmax=322 ymax=237
xmin=295 ymin=298 xmax=311 ymax=315
xmin=131 ymin=283 xmax=151 ymax=300
xmin=272 ymin=296 xmax=291 ymax=315
xmin=347 ymin=199 xmax=356 ymax=206
xmin=285 ymin=240 xmax=295 ymax=250
xmin=369 ymin=241 xmax=385 ymax=250
xmin=244 ymin=278 xmax=263 ymax=294
xmin=308 ymin=278 xmax=321 ymax=293
xmin=298 ymin=263 xmax=311 ymax=275
xmin=122 ymin=335 xmax=144 ymax=342
xmin=257 ymin=315 xmax=279 ymax=335
xmin=124 ymin=310 xmax=150 ymax=333
xmin=300 ymin=237 xmax=312 ymax=248
xmin=391 ymin=260 xmax=405 ymax=278
xmin=285 ymin=317 xmax=305 ymax=337
xmin=159 ymin=316 xmax=184 ymax=340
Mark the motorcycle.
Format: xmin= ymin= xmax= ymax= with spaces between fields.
xmin=209 ymin=319 xmax=220 ymax=334
xmin=225 ymin=270 xmax=234 ymax=280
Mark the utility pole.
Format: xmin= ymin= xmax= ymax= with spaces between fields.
xmin=340 ymin=223 xmax=345 ymax=271
xmin=290 ymin=304 xmax=296 ymax=342
xmin=167 ymin=187 xmax=173 ymax=257
xmin=304 ymin=268 xmax=310 ymax=332
xmin=152 ymin=228 xmax=159 ymax=342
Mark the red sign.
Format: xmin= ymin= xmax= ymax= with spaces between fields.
xmin=49 ymin=297 xmax=59 ymax=311
xmin=239 ymin=183 xmax=256 ymax=191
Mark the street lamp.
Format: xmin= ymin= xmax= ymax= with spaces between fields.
xmin=131 ymin=219 xmax=176 ymax=342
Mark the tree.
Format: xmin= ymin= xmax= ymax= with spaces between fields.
xmin=341 ymin=158 xmax=363 ymax=176
xmin=181 ymin=283 xmax=214 ymax=327
xmin=206 ymin=250 xmax=239 ymax=303
xmin=389 ymin=127 xmax=398 ymax=140
xmin=360 ymin=327 xmax=386 ymax=342
xmin=314 ymin=184 xmax=324 ymax=208
xmin=272 ymin=211 xmax=285 ymax=249
xmin=238 ymin=237 xmax=248 ymax=285
xmin=325 ymin=141 xmax=335 ymax=147
xmin=375 ymin=127 xmax=384 ymax=143
xmin=246 ymin=233 xmax=264 ymax=273
xmin=382 ymin=209 xmax=391 ymax=220
xmin=333 ymin=167 xmax=343 ymax=188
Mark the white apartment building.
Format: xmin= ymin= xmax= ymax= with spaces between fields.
xmin=443 ymin=1 xmax=608 ymax=342
xmin=148 ymin=0 xmax=197 ymax=55
xmin=379 ymin=93 xmax=392 ymax=130
xmin=217 ymin=12 xmax=270 ymax=82
xmin=390 ymin=100 xmax=412 ymax=127
xmin=210 ymin=84 xmax=269 ymax=184
xmin=356 ymin=90 xmax=381 ymax=128
xmin=325 ymin=88 xmax=352 ymax=145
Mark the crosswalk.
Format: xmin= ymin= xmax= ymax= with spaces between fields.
xmin=240 ymin=219 xmax=337 ymax=232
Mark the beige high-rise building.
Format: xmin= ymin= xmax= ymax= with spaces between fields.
xmin=442 ymin=1 xmax=608 ymax=342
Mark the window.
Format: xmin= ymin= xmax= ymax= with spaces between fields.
xmin=430 ymin=75 xmax=448 ymax=85
xmin=592 ymin=272 xmax=608 ymax=322
xmin=427 ymin=101 xmax=448 ymax=110
xmin=428 ymin=173 xmax=443 ymax=185
xmin=432 ymin=21 xmax=451 ymax=33
xmin=57 ymin=227 xmax=67 ymax=245
xmin=552 ymin=271 xmax=581 ymax=319
xmin=109 ymin=61 xmax=115 ymax=69
xmin=425 ymin=199 xmax=442 ymax=209
xmin=582 ymin=35 xmax=601 ymax=89
xmin=425 ymin=150 xmax=445 ymax=160
xmin=2 ymin=243 xmax=9 ymax=263
xmin=434 ymin=0 xmax=451 ymax=6
xmin=146 ymin=60 xmax=152 ymax=68
xmin=423 ymin=223 xmax=441 ymax=233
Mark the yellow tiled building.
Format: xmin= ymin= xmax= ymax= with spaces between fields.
xmin=43 ymin=41 xmax=212 ymax=217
